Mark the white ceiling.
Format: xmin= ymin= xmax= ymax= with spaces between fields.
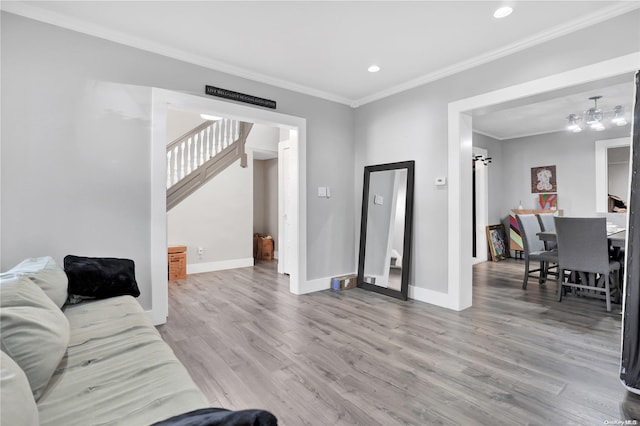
xmin=473 ymin=73 xmax=636 ymax=140
xmin=2 ymin=1 xmax=638 ymax=138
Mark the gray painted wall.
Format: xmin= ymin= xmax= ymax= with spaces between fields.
xmin=1 ymin=9 xmax=638 ymax=306
xmin=263 ymin=159 xmax=279 ymax=245
xmin=253 ymin=159 xmax=266 ymax=234
xmin=498 ymin=127 xmax=631 ymax=217
xmin=0 ymin=12 xmax=355 ymax=310
xmin=253 ymin=158 xmax=278 ymax=245
xmin=354 ymin=10 xmax=640 ymax=294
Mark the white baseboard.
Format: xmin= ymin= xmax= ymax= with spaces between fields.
xmin=409 ymin=285 xmax=461 ymax=311
xmin=187 ymin=257 xmax=254 ymax=274
xmin=297 ymin=276 xmax=332 ymax=294
xmin=145 ymin=309 xmax=166 ymax=326
xmin=298 ymin=272 xmax=358 ymax=294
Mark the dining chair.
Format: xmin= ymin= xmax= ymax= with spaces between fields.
xmin=515 ymin=214 xmax=558 ymax=290
xmin=537 ymin=213 xmax=557 ymax=251
xmin=554 ymin=217 xmax=620 ymax=312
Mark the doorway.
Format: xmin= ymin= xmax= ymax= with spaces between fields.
xmin=447 ymin=53 xmax=639 ymax=312
xmin=150 ymin=89 xmax=307 ymax=325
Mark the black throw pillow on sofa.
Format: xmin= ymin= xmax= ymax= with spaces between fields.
xmin=64 ymin=255 xmax=140 ymax=301
xmin=151 ymin=408 xmax=277 ymax=426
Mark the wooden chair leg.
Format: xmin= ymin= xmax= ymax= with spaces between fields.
xmin=557 ymin=268 xmax=564 ymax=302
xmin=604 ymin=275 xmax=612 ymax=312
xmin=539 ymin=261 xmax=547 ymax=284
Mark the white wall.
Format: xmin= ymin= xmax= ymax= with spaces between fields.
xmin=472 ymin=133 xmax=504 ymax=225
xmin=246 ymin=124 xmax=279 ymax=154
xmin=167 ymin=109 xmax=207 ymax=142
xmin=168 ymin=157 xmax=252 ymax=268
xmin=0 ymin=12 xmax=355 ymax=310
xmin=354 ymin=10 xmax=640 ymax=295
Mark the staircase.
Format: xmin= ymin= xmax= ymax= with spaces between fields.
xmin=166 ymin=118 xmax=253 ymax=211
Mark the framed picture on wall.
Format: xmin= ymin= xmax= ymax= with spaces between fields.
xmin=531 ymin=165 xmax=557 ymax=193
xmin=486 ymin=224 xmax=509 ymax=262
xmin=537 ymin=193 xmax=558 ymax=210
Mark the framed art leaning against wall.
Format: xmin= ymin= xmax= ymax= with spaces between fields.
xmin=486 ymin=224 xmax=509 ymax=262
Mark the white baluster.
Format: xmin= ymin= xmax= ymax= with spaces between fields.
xmin=191 ymin=137 xmax=198 ymax=171
xmin=207 ymin=124 xmax=216 ymax=158
xmin=193 ymin=134 xmax=199 ymax=167
xmin=180 ymin=143 xmax=185 ymax=180
xmin=167 ymin=151 xmax=172 ymax=188
xmin=173 ymin=146 xmax=179 ymax=185
xmin=220 ymin=119 xmax=227 ymax=149
xmin=235 ymin=120 xmax=239 ymax=141
xmin=187 ymin=140 xmax=192 ymax=174
xmin=201 ymin=129 xmax=207 ymax=160
xmin=206 ymin=126 xmax=211 ymax=159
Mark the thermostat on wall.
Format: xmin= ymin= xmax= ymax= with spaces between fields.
xmin=435 ymin=176 xmax=447 ymax=186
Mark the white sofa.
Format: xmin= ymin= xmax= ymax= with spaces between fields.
xmin=0 ymin=257 xmax=210 ymax=426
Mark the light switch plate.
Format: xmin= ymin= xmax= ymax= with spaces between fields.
xmin=317 ymin=186 xmax=327 ymax=197
xmin=374 ymin=195 xmax=384 ymax=205
xmin=435 ymin=176 xmax=447 ymax=186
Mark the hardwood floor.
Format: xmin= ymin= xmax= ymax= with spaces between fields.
xmin=157 ymin=259 xmax=640 ymax=425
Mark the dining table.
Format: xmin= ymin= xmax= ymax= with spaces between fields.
xmin=537 ymin=229 xmax=627 ymax=248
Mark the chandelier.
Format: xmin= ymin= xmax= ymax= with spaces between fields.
xmin=566 ymin=96 xmax=628 ymax=133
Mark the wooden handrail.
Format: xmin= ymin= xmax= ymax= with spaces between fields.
xmin=166 ymin=120 xmax=216 ymax=153
xmin=166 ymin=119 xmax=253 ymax=210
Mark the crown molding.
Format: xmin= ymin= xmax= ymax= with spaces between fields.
xmin=351 ymin=2 xmax=640 ymax=107
xmin=0 ymin=1 xmax=354 ymax=107
xmin=3 ymin=1 xmax=639 ymax=110
xmin=478 ymin=127 xmax=568 ymax=141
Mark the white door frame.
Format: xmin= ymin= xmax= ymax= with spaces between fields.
xmin=472 ymin=146 xmax=489 ymax=265
xmin=595 ymin=137 xmax=632 ymax=213
xmin=150 ymin=89 xmax=307 ymax=325
xmin=447 ymin=52 xmax=640 ymax=312
xmin=278 ymin=138 xmax=293 ymax=275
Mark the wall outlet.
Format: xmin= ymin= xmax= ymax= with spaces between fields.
xmin=197 ymin=247 xmax=204 ymax=255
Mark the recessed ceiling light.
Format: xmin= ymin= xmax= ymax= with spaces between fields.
xmin=493 ymin=6 xmax=513 ymax=19
xmin=200 ymin=114 xmax=222 ymax=121
xmin=368 ymin=65 xmax=380 ymax=73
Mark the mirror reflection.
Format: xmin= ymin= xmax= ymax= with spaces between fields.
xmin=607 ymin=146 xmax=630 ymax=213
xmin=363 ymin=169 xmax=407 ymax=290
xmin=358 ymin=161 xmax=414 ymax=300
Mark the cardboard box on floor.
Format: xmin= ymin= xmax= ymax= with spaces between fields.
xmin=253 ymin=234 xmax=274 ymax=261
xmin=331 ymin=274 xmax=357 ymax=291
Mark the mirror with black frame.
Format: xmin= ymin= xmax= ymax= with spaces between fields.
xmin=357 ymin=161 xmax=414 ymax=300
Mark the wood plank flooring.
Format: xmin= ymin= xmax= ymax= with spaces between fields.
xmin=157 ymin=259 xmax=640 ymax=425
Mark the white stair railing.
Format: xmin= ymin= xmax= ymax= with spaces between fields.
xmin=166 ymin=119 xmax=242 ymax=189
